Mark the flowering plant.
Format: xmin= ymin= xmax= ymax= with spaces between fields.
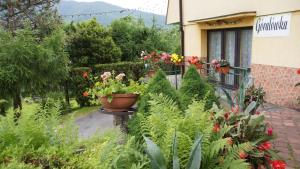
xmin=170 ymin=53 xmax=184 ymax=65
xmin=296 ymin=68 xmax=300 ymax=87
xmin=211 ymin=59 xmax=230 ymax=68
xmin=210 ymin=103 xmax=286 ymax=169
xmin=89 ymin=71 xmax=145 ymax=102
xmin=187 ymin=56 xmax=203 ymax=69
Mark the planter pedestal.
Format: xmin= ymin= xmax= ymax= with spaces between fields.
xmin=100 ymin=108 xmax=136 ymax=133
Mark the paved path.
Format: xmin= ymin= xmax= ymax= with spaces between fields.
xmin=260 ymin=103 xmax=300 ymax=169
xmin=75 ymin=111 xmax=114 ymax=138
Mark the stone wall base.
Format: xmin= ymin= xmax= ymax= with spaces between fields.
xmin=251 ymin=64 xmax=300 ymax=110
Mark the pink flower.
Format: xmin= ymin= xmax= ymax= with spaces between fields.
xmin=213 ymin=123 xmax=220 ymax=132
xmin=267 ymin=127 xmax=273 ymax=136
xmin=231 ymin=105 xmax=239 ymax=114
xmin=211 ymin=59 xmax=218 ymax=65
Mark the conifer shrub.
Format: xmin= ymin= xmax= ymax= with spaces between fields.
xmin=137 ymin=69 xmax=182 ymax=114
xmin=179 ymin=65 xmax=219 ymax=110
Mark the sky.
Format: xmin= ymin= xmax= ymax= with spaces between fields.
xmin=72 ymin=0 xmax=168 ymax=15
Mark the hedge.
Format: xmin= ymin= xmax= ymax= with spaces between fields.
xmin=93 ymin=61 xmax=145 ymax=80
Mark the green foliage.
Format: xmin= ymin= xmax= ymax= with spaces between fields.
xmin=90 ymin=72 xmax=145 ymax=102
xmin=0 ymin=27 xmax=69 ymax=109
xmin=66 ymin=18 xmax=122 ymax=66
xmin=144 ymin=134 xmax=202 ymax=169
xmin=137 ymin=70 xmax=182 ymax=114
xmin=94 ymin=62 xmax=145 ymax=81
xmin=110 ymin=17 xmax=181 ymax=61
xmin=132 ymin=94 xmax=253 ymax=169
xmin=69 ymin=67 xmax=94 ymax=107
xmin=179 ymin=66 xmax=218 ymax=110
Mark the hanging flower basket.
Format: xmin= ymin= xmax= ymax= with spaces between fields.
xmin=188 ymin=56 xmax=203 ymax=69
xmin=211 ymin=59 xmax=230 ymax=74
xmin=216 ymin=66 xmax=230 ymax=74
xmin=99 ymin=94 xmax=139 ymax=112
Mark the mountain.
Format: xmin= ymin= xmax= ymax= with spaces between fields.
xmin=58 ymin=0 xmax=166 ymax=27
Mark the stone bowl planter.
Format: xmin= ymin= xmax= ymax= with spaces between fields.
xmin=99 ymin=94 xmax=139 ymax=112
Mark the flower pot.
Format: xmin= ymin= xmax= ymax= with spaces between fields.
xmin=147 ymin=70 xmax=156 ymax=78
xmin=99 ymin=94 xmax=139 ymax=112
xmin=216 ymin=66 xmax=230 ymax=74
xmin=195 ymin=63 xmax=203 ymax=69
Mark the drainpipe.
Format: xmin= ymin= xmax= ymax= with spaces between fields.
xmin=179 ymin=0 xmax=185 ymax=75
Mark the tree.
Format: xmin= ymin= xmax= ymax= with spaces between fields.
xmin=179 ymin=66 xmax=219 ymax=110
xmin=110 ymin=17 xmax=181 ymax=61
xmin=0 ymin=28 xmax=69 ymax=112
xmin=138 ymin=69 xmax=182 ymax=114
xmin=66 ymin=18 xmax=122 ymax=67
xmin=0 ymin=0 xmax=61 ymax=35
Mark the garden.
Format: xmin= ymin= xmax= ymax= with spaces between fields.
xmin=0 ymin=1 xmax=288 ymax=169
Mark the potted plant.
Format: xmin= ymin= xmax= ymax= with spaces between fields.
xmin=141 ymin=51 xmax=161 ymax=77
xmin=187 ymin=56 xmax=203 ymax=69
xmin=91 ymin=72 xmax=145 ymax=112
xmin=211 ymin=59 xmax=230 ymax=74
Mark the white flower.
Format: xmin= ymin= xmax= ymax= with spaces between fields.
xmin=115 ymin=73 xmax=126 ymax=81
xmin=101 ymin=72 xmax=112 ymax=81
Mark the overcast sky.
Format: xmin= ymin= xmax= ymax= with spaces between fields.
xmin=72 ymin=0 xmax=168 ymax=15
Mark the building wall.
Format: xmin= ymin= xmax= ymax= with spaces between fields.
xmin=252 ymin=11 xmax=300 ymax=68
xmin=179 ymin=12 xmax=300 ymax=109
xmin=166 ymin=0 xmax=300 ymax=24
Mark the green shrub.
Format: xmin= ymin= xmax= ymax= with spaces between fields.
xmin=179 ymin=66 xmax=218 ymax=110
xmin=93 ymin=61 xmax=145 ymax=81
xmin=69 ymin=67 xmax=94 ymax=107
xmin=179 ymin=66 xmax=206 ymax=109
xmin=137 ymin=69 xmax=182 ymax=114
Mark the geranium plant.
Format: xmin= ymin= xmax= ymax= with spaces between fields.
xmin=211 ymin=59 xmax=230 ymax=74
xmin=90 ymin=71 xmax=145 ymax=102
xmin=141 ymin=51 xmax=162 ymax=70
xmin=187 ymin=56 xmax=203 ymax=69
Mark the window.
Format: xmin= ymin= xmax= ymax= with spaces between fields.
xmin=208 ymin=28 xmax=252 ymax=89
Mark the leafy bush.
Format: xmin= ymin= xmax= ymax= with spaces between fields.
xmin=0 ymin=99 xmax=149 ymax=169
xmin=179 ymin=66 xmax=218 ymax=110
xmin=69 ymin=67 xmax=95 ymax=107
xmin=94 ymin=61 xmax=145 ymax=81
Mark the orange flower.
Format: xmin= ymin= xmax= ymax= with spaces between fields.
xmin=82 ymin=72 xmax=88 ymax=78
xmin=239 ymin=151 xmax=248 ymax=159
xmin=83 ymin=91 xmax=89 ymax=97
xmin=213 ymin=123 xmax=220 ymax=132
xmin=226 ymin=137 xmax=233 ymax=146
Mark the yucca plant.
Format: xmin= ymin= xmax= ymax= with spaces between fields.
xmin=144 ymin=133 xmax=202 ymax=169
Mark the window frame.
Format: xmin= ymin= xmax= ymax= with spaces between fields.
xmin=207 ymin=27 xmax=253 ymax=89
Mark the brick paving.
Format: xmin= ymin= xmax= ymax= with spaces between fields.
xmin=260 ymin=103 xmax=300 ymax=169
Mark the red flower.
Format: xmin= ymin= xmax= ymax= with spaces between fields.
xmin=267 ymin=127 xmax=273 ymax=136
xmin=258 ymin=142 xmax=272 ymax=151
xmin=271 ymin=160 xmax=286 ymax=169
xmin=297 ymin=68 xmax=300 ymax=75
xmin=83 ymin=91 xmax=89 ymax=97
xmin=224 ymin=112 xmax=230 ymax=120
xmin=239 ymin=151 xmax=248 ymax=159
xmin=255 ymin=111 xmax=261 ymax=115
xmin=82 ymin=72 xmax=88 ymax=78
xmin=213 ymin=123 xmax=220 ymax=133
xmin=231 ymin=105 xmax=239 ymax=114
